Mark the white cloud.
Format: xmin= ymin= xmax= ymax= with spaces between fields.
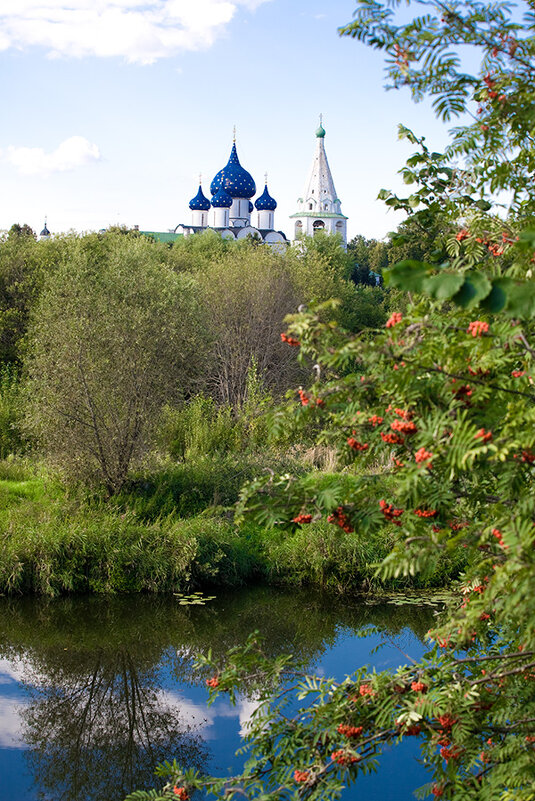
xmin=6 ymin=136 xmax=101 ymax=177
xmin=0 ymin=0 xmax=271 ymax=64
xmin=0 ymin=698 xmax=27 ymax=748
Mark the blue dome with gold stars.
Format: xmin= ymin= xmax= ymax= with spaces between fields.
xmin=255 ymin=183 xmax=277 ymax=211
xmin=189 ymin=184 xmax=211 ymax=211
xmin=249 ymin=201 xmax=254 ymax=213
xmin=211 ymin=185 xmax=233 ymax=208
xmin=210 ymin=142 xmax=256 ymax=199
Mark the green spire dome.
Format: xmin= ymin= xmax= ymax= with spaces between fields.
xmin=315 ymin=114 xmax=325 ymax=138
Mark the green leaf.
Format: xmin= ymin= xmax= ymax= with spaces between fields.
xmin=480 ymin=277 xmax=513 ymax=313
xmin=504 ymin=280 xmax=535 ymax=318
xmin=474 ymin=199 xmax=492 ymax=211
xmin=384 ymin=260 xmax=433 ymax=292
xmin=451 ymin=271 xmax=492 ymax=308
xmin=422 ymin=271 xmax=465 ymax=300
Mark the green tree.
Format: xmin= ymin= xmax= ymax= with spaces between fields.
xmin=25 ymin=232 xmax=204 ymax=493
xmin=129 ymin=1 xmax=535 ymax=799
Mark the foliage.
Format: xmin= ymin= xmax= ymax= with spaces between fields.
xmin=0 ymin=364 xmax=25 ymax=457
xmin=132 ymin=2 xmax=535 ymax=800
xmin=24 ymin=232 xmax=204 ymax=493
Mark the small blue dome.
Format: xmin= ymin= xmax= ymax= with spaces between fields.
xmin=210 ymin=142 xmax=256 ymax=199
xmin=189 ymin=185 xmax=211 ymax=211
xmin=211 ymin=185 xmax=233 ymax=208
xmin=40 ymin=221 xmax=50 ymax=237
xmin=248 ymin=201 xmax=254 ymax=213
xmin=255 ymin=184 xmax=277 ymax=211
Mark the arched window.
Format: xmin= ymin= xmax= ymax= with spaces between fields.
xmin=295 ymin=220 xmax=303 ymax=237
xmin=336 ymin=221 xmax=343 ymax=230
xmin=313 ymin=220 xmax=325 ymax=236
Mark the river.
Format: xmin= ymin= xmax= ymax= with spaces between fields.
xmin=0 ymin=587 xmax=437 ymax=801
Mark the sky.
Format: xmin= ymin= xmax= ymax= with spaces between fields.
xmin=0 ymin=0 xmax=456 ymax=241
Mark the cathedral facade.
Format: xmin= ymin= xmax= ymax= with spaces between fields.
xmin=174 ymin=118 xmax=347 ymax=248
xmin=174 ymin=134 xmax=288 ymax=246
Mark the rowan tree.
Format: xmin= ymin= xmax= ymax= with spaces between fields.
xmin=127 ymin=1 xmax=535 ymax=799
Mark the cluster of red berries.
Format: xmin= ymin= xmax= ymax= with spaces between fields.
xmin=411 ymin=680 xmax=427 ymax=693
xmin=358 ymin=683 xmax=376 ymax=697
xmin=431 ymin=785 xmax=444 ymax=797
xmin=449 ymin=521 xmax=468 ymax=531
xmin=440 ymin=745 xmax=462 ymax=763
xmin=331 ymin=750 xmax=360 ymax=766
xmin=393 ymin=408 xmax=411 ymax=419
xmin=280 ymin=332 xmax=300 ymax=347
xmin=386 ymin=312 xmax=403 ymax=328
xmin=206 ymin=677 xmax=219 ymax=689
xmin=467 ymin=320 xmax=489 ymax=337
xmin=437 ymin=714 xmax=457 ymax=731
xmin=293 ymin=770 xmax=310 ymax=783
xmin=456 ymin=228 xmax=469 ymax=241
xmin=511 ymin=370 xmax=526 ymax=377
xmin=488 ymin=243 xmax=505 ymax=257
xmin=292 ymin=513 xmax=313 ymax=525
xmin=381 ymin=432 xmax=404 ymax=445
xmin=403 ymin=724 xmax=422 ymax=736
xmin=391 ymin=419 xmax=418 ymax=435
xmin=368 ymin=414 xmax=384 ymax=427
xmin=347 ymin=437 xmax=369 ymax=452
xmin=475 ymin=428 xmax=492 ymax=443
xmin=491 ymin=528 xmax=505 ymax=547
xmin=414 ymin=508 xmax=438 ymax=518
xmin=327 ymin=506 xmax=354 ymax=533
xmin=452 ymin=383 xmax=472 ymax=404
xmin=173 ymin=787 xmax=189 ymax=800
xmin=337 ymin=724 xmax=364 ymax=738
xmin=379 ymin=499 xmax=403 ymax=523
xmin=521 ymin=450 xmax=535 ymax=464
xmin=415 ymin=447 xmax=433 ymax=468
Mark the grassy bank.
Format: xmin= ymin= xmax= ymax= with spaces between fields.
xmin=0 ymin=457 xmax=467 ymax=597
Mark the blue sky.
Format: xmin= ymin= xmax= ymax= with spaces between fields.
xmin=0 ymin=0 xmax=454 ymax=240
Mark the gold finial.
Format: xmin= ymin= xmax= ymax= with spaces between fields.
xmin=199 ymin=173 xmax=202 ymax=185
xmin=233 ymin=125 xmax=236 ymax=142
xmin=264 ymin=172 xmax=268 ymax=185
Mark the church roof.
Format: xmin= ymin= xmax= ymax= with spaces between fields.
xmin=189 ymin=184 xmax=211 ymax=211
xmin=211 ymin=185 xmax=233 ymax=208
xmin=210 ymin=142 xmax=256 ymax=199
xmin=255 ymin=183 xmax=277 ymax=211
xmin=300 ymin=120 xmax=339 ymax=207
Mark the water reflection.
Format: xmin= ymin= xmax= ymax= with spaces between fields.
xmin=0 ymin=589 xmax=435 ymax=801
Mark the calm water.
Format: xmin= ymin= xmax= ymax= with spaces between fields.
xmin=0 ymin=588 xmax=435 ymax=801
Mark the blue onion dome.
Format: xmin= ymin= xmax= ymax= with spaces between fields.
xmin=255 ymin=183 xmax=277 ymax=211
xmin=189 ymin=184 xmax=211 ymax=211
xmin=248 ymin=201 xmax=254 ymax=213
xmin=210 ymin=142 xmax=256 ymax=199
xmin=211 ymin=185 xmax=233 ymax=208
xmin=40 ymin=220 xmax=50 ymax=236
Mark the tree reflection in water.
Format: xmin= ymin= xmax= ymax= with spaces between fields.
xmin=0 ymin=589 xmax=435 ymax=801
xmin=19 ymin=647 xmax=208 ymax=801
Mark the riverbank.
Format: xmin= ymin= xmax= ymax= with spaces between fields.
xmin=0 ymin=457 xmax=466 ymax=596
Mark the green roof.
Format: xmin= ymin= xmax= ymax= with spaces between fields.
xmin=289 ymin=212 xmax=348 ymax=220
xmin=140 ymin=231 xmax=183 ymax=243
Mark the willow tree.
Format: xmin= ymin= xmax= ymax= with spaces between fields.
xmin=25 ymin=232 xmax=204 ymax=493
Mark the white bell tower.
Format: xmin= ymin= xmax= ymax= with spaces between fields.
xmin=290 ymin=116 xmax=348 ymax=248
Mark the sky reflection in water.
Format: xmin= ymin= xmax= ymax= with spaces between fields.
xmin=0 ymin=589 xmax=435 ymax=801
